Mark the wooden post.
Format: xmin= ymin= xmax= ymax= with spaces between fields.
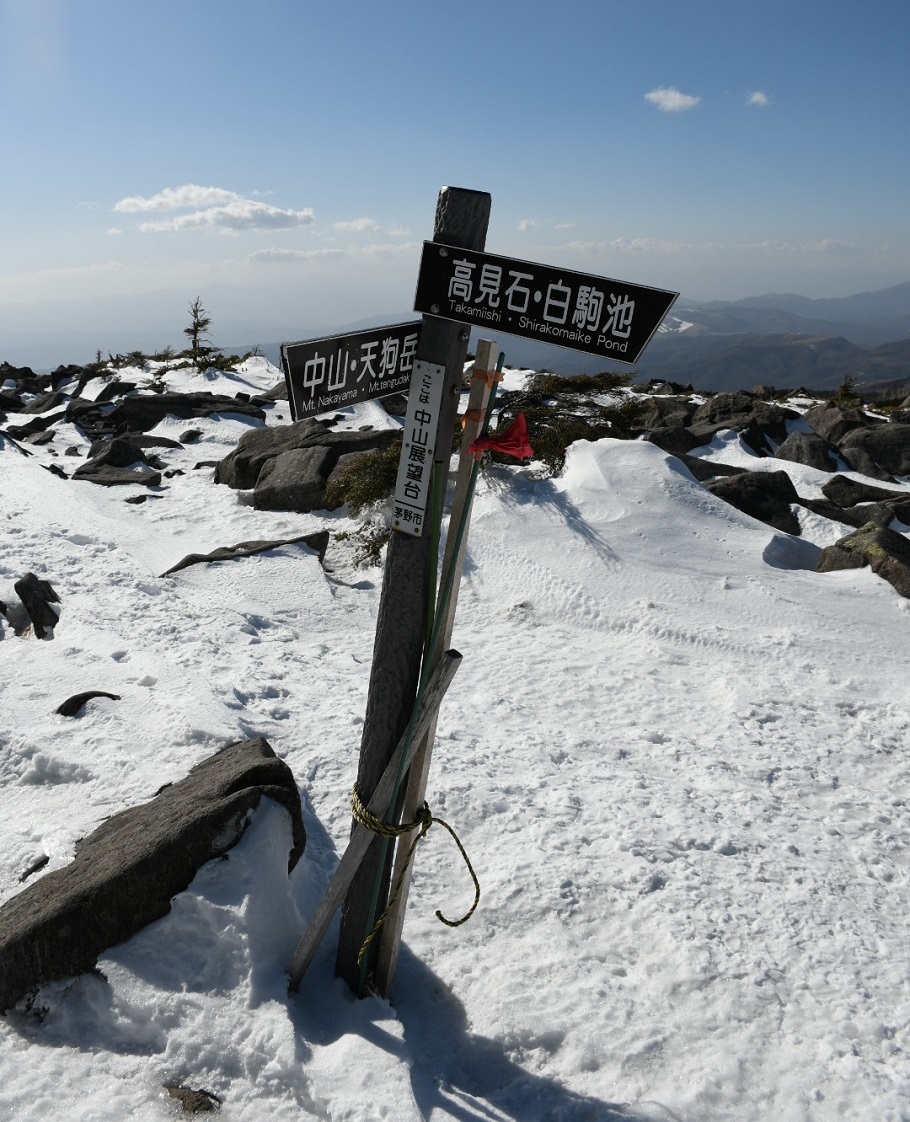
xmin=335 ymin=187 xmax=491 ymax=994
xmin=372 ymin=339 xmax=500 ymax=995
xmin=288 ymin=651 xmax=462 ymax=991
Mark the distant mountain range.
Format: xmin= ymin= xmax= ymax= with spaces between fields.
xmin=435 ymin=282 xmax=910 ymax=394
xmin=5 ymin=283 xmax=909 ymax=395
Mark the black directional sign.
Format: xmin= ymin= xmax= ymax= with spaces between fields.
xmin=282 ymin=321 xmax=421 ymax=420
xmin=414 ymin=242 xmax=677 ymax=366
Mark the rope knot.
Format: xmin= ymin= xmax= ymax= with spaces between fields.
xmin=351 ymin=786 xmax=480 ymax=965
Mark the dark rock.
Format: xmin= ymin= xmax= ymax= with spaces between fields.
xmin=378 ymin=393 xmax=409 ymax=416
xmin=252 ymin=446 xmax=336 ymax=512
xmin=839 ymin=424 xmax=910 ymax=478
xmin=213 ymin=419 xmax=325 ymax=489
xmin=104 ymin=392 xmax=266 ymax=433
xmin=797 ymin=499 xmax=872 ymax=529
xmin=85 ymin=436 xmax=152 ymax=466
xmin=640 ymin=379 xmax=694 ymax=396
xmin=4 ymin=411 xmax=67 ymax=439
xmin=14 ymin=573 xmax=60 ymax=639
xmin=24 ymin=428 xmax=55 ymax=446
xmin=124 ymin=433 xmax=184 ymax=450
xmin=180 ymin=428 xmax=204 ymax=443
xmin=0 ymin=737 xmax=304 ymax=1013
xmin=676 ymin=455 xmax=747 ymax=483
xmin=821 ymin=475 xmax=908 ymax=507
xmin=164 ymin=468 xmax=185 ymax=478
xmin=705 ymin=470 xmax=802 ymax=534
xmin=64 ymin=446 xmax=82 ymax=456
xmin=56 ymin=690 xmax=121 ymax=717
xmin=73 ymin=464 xmax=162 ymax=487
xmin=20 ymin=391 xmax=66 ymax=415
xmin=0 ymin=390 xmax=24 ymax=413
xmin=646 ymin=427 xmax=702 ymax=457
xmin=804 ymin=402 xmax=881 ymax=444
xmin=640 ymin=396 xmax=696 ymax=430
xmin=817 ymin=522 xmax=910 ymax=598
xmin=251 ymin=380 xmax=289 ymax=403
xmin=161 ymin=531 xmax=330 ymax=576
xmin=72 ymin=437 xmax=161 ymax=487
xmin=43 ymin=464 xmax=68 ymax=480
xmin=774 ymin=431 xmax=839 ymax=472
xmin=95 ymin=379 xmax=137 ymax=402
xmin=689 ymin=394 xmax=799 ymax=456
xmin=0 ymin=362 xmax=47 ymax=393
xmin=51 ymin=364 xmax=90 ymax=391
xmin=165 ymin=1084 xmax=222 ymax=1113
xmin=215 ymin=420 xmax=397 ymax=495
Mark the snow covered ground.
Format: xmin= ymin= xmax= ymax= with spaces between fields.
xmin=1 ymin=358 xmax=909 ymax=1121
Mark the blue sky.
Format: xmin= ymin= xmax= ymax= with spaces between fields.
xmin=2 ymin=0 xmax=909 ymax=355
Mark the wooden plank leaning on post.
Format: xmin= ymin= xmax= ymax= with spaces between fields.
xmin=372 ymin=339 xmax=502 ymax=995
xmin=288 ymin=650 xmax=462 ymax=991
xmin=335 ymin=187 xmax=491 ymax=995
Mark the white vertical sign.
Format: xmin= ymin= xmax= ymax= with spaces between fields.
xmin=391 ymin=359 xmax=446 ymax=537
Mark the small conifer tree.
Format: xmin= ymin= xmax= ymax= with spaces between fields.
xmin=183 ymin=296 xmax=214 ymax=372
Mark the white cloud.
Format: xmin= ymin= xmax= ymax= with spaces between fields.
xmin=555 ymin=222 xmax=576 ymax=231
xmin=644 ymin=86 xmax=700 ymax=113
xmin=332 ymin=217 xmax=382 ymax=235
xmin=106 ymin=228 xmax=123 ymax=236
xmin=387 ymin=225 xmax=411 ymax=238
xmin=114 ymin=185 xmax=242 ymax=213
xmin=113 ymin=184 xmax=315 ymax=235
xmin=137 ymin=200 xmax=315 ymax=235
xmin=747 ymin=90 xmax=770 ymax=107
xmin=517 ymin=219 xmax=538 ymax=232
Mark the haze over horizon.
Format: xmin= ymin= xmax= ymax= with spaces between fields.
xmin=2 ymin=0 xmax=909 ymax=364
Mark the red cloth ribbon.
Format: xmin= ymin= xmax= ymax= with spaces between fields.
xmin=469 ymin=413 xmax=534 ymax=461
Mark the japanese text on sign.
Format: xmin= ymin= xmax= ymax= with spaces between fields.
xmin=414 ymin=243 xmax=677 ymax=365
xmin=282 ymin=321 xmax=421 ymax=420
xmin=392 ymin=359 xmax=445 ymax=538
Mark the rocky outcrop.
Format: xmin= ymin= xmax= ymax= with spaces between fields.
xmin=705 ymin=470 xmax=802 ymax=535
xmin=0 ymin=737 xmax=304 ymax=1013
xmin=774 ymin=431 xmax=839 ymax=472
xmin=214 ymin=420 xmax=398 ymax=512
xmin=72 ymin=436 xmax=162 ymax=487
xmin=817 ymin=523 xmax=910 ymax=598
xmin=643 ymin=391 xmax=801 ymax=460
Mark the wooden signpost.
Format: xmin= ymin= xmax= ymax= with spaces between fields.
xmin=286 ymin=185 xmax=677 ymax=1001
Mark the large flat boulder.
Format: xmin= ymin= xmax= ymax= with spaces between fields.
xmin=0 ymin=737 xmax=303 ymax=1013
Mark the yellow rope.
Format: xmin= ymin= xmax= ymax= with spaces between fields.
xmin=351 ymin=786 xmax=481 ymax=966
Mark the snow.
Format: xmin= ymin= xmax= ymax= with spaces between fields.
xmin=1 ymin=360 xmax=909 ymax=1120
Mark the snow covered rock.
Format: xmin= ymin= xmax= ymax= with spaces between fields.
xmin=0 ymin=737 xmax=304 ymax=1013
